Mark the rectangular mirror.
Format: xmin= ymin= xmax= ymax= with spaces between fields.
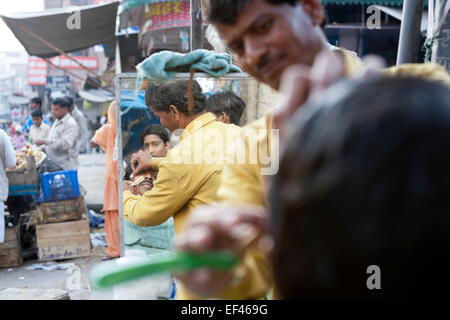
xmin=113 ymin=72 xmax=268 ymax=299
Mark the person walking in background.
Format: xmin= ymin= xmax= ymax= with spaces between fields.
xmin=12 ymin=127 xmax=24 ymax=150
xmin=90 ymin=101 xmax=120 ymax=260
xmin=65 ymin=96 xmax=89 ymax=156
xmin=35 ymin=97 xmax=79 ymax=172
xmin=0 ymin=128 xmax=17 ymax=243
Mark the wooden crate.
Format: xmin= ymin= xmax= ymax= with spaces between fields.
xmin=0 ymin=227 xmax=23 ymax=268
xmin=36 ymin=219 xmax=91 ymax=261
xmin=6 ymin=156 xmax=38 ymax=186
xmin=37 ymin=197 xmax=86 ymax=225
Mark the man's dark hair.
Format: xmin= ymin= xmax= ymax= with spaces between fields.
xmin=205 ymin=0 xmax=297 ymax=24
xmin=145 ymin=80 xmax=206 ymax=115
xmin=270 ymin=77 xmax=450 ymax=299
xmin=64 ymin=96 xmax=74 ymax=106
xmin=140 ymin=124 xmax=170 ymax=144
xmin=52 ymin=97 xmax=71 ymax=109
xmin=31 ymin=109 xmax=43 ymax=118
xmin=30 ymin=97 xmax=42 ymax=108
xmin=206 ymin=91 xmax=246 ymax=125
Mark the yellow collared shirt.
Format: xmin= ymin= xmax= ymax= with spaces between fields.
xmin=199 ymin=48 xmax=362 ymax=300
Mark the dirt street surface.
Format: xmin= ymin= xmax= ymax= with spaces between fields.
xmin=0 ymin=240 xmax=111 ymax=300
xmin=1 ymin=153 xmax=113 ymax=300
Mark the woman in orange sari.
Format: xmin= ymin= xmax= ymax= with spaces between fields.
xmin=91 ymin=101 xmax=120 ymax=260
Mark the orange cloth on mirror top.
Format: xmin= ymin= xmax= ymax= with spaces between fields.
xmin=92 ymin=100 xmax=118 ymax=212
xmin=105 ymin=210 xmax=120 ymax=258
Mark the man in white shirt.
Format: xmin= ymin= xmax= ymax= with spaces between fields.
xmin=35 ymin=97 xmax=79 ymax=171
xmin=28 ymin=109 xmax=51 ymax=144
xmin=0 ymin=128 xmax=16 ymax=243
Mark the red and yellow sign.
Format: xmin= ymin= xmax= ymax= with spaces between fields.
xmin=142 ymin=0 xmax=190 ymax=31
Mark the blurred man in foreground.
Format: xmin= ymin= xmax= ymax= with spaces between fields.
xmin=271 ymin=76 xmax=450 ymax=298
xmin=174 ymin=0 xmax=450 ymax=300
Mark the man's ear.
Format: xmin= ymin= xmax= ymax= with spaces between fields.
xmin=169 ymin=105 xmax=180 ymax=121
xmin=222 ymin=112 xmax=231 ymax=124
xmin=217 ymin=112 xmax=225 ymax=122
xmin=217 ymin=112 xmax=229 ymax=124
xmin=300 ymin=0 xmax=324 ymax=27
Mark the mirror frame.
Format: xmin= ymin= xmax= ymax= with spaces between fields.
xmin=115 ymin=72 xmax=253 ymax=256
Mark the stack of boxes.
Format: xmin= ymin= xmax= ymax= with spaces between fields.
xmin=1 ymin=156 xmax=38 ymax=268
xmin=36 ymin=170 xmax=91 ymax=261
xmin=0 ymin=227 xmax=22 ymax=268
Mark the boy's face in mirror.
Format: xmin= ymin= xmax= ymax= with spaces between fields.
xmin=143 ymin=134 xmax=169 ymax=157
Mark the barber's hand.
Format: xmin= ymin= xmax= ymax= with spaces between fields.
xmin=274 ymin=51 xmax=386 ymax=140
xmin=130 ymin=150 xmax=152 ymax=178
xmin=174 ymin=204 xmax=271 ymax=298
xmin=273 ymin=50 xmax=346 ymax=138
xmin=122 ymin=180 xmax=134 ymax=193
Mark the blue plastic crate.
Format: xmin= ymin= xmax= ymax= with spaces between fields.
xmin=39 ymin=170 xmax=80 ymax=203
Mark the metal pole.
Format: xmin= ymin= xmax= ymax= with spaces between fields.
xmin=115 ymin=40 xmax=122 ymax=74
xmin=190 ymin=0 xmax=203 ymax=51
xmin=115 ymin=78 xmax=125 ymax=258
xmin=396 ymin=0 xmax=425 ymax=65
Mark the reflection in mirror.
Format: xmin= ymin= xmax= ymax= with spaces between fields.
xmin=116 ymin=73 xmax=280 ymax=299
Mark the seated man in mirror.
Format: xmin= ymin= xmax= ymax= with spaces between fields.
xmin=123 ymin=165 xmax=174 ymax=255
xmin=123 ymin=80 xmax=241 ymax=236
xmin=123 ymin=166 xmax=175 ymax=300
xmin=130 ymin=168 xmax=158 ymax=196
xmin=122 ymin=123 xmax=174 ymax=256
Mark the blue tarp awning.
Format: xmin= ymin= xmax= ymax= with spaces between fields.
xmin=120 ymin=89 xmax=161 ymax=160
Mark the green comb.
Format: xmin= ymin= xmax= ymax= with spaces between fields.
xmin=89 ymin=251 xmax=240 ymax=288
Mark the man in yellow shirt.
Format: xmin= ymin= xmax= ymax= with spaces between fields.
xmin=174 ymin=0 xmax=450 ymax=300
